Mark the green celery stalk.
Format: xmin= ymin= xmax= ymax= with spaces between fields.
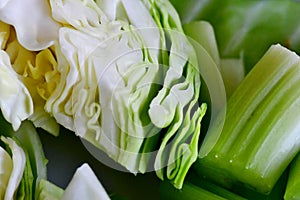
xmin=196 ymin=44 xmax=300 ymax=194
xmin=159 ymin=181 xmax=227 ymax=200
xmin=284 ymin=153 xmax=300 ymax=200
xmin=187 ymin=174 xmax=246 ymax=200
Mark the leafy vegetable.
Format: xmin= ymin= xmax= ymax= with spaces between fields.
xmin=284 ymin=153 xmax=300 ymax=200
xmin=0 ymin=113 xmax=48 ymax=199
xmin=36 ymin=179 xmax=64 ymax=200
xmin=62 ymin=163 xmax=110 ymax=200
xmin=159 ymin=181 xmax=233 ymax=200
xmin=1 ymin=136 xmax=26 ymax=200
xmin=4 ymin=30 xmax=60 ymax=136
xmin=2 ymin=0 xmax=300 ymax=199
xmin=0 ymin=144 xmax=12 ymax=199
xmin=170 ymin=0 xmax=300 ymax=72
xmin=196 ymin=44 xmax=300 ymax=194
xmin=0 ymin=0 xmax=61 ymax=51
xmin=0 ymin=38 xmax=33 ymax=130
xmin=34 ymin=0 xmax=206 ymax=189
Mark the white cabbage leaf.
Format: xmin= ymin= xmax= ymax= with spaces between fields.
xmin=0 ymin=49 xmax=33 ymax=131
xmin=62 ymin=163 xmax=110 ymax=200
xmin=1 ymin=136 xmax=26 ymax=200
xmin=0 ymin=0 xmax=61 ymax=51
xmin=0 ymin=146 xmax=13 ymax=199
xmin=3 ymin=27 xmax=60 ymax=136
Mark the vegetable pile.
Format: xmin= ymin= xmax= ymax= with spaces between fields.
xmin=0 ymin=0 xmax=300 ymax=199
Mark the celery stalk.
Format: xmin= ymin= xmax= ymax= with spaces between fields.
xmin=284 ymin=153 xmax=300 ymax=200
xmin=159 ymin=181 xmax=227 ymax=200
xmin=187 ymin=172 xmax=246 ymax=200
xmin=196 ymin=44 xmax=300 ymax=194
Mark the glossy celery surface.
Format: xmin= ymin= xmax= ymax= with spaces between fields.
xmin=284 ymin=153 xmax=300 ymax=200
xmin=196 ymin=44 xmax=300 ymax=194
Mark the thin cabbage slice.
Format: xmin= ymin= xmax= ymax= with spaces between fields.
xmin=0 ymin=146 xmax=13 ymax=199
xmin=0 ymin=50 xmax=33 ymax=130
xmin=1 ymin=136 xmax=26 ymax=200
xmin=62 ymin=164 xmax=110 ymax=200
xmin=0 ymin=0 xmax=61 ymax=51
xmin=138 ymin=0 xmax=206 ymax=189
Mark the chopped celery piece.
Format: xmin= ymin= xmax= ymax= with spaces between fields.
xmin=187 ymin=174 xmax=246 ymax=200
xmin=159 ymin=181 xmax=227 ymax=200
xmin=196 ymin=44 xmax=300 ymax=194
xmin=284 ymin=153 xmax=300 ymax=200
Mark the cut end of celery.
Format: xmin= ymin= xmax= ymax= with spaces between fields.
xmin=196 ymin=44 xmax=300 ymax=194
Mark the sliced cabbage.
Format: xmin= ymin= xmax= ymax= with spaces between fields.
xmin=41 ymin=0 xmax=207 ymax=189
xmin=0 ymin=146 xmax=13 ymax=199
xmin=1 ymin=136 xmax=26 ymax=200
xmin=62 ymin=164 xmax=110 ymax=200
xmin=46 ymin=0 xmax=163 ymax=173
xmin=0 ymin=0 xmax=207 ymax=189
xmin=0 ymin=49 xmax=33 ymax=131
xmin=13 ymin=121 xmax=48 ymax=199
xmin=0 ymin=115 xmax=48 ymax=200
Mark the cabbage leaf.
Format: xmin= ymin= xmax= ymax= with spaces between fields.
xmin=0 ymin=0 xmax=61 ymax=51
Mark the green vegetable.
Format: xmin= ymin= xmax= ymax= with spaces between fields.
xmin=1 ymin=136 xmax=26 ymax=200
xmin=0 ymin=20 xmax=59 ymax=136
xmin=36 ymin=179 xmax=64 ymax=200
xmin=0 ymin=143 xmax=12 ymax=199
xmin=8 ymin=0 xmax=207 ymax=189
xmin=183 ymin=20 xmax=244 ymax=99
xmin=0 ymin=113 xmax=48 ymax=199
xmin=16 ymin=149 xmax=34 ymax=200
xmin=284 ymin=153 xmax=300 ymax=200
xmin=187 ymin=174 xmax=246 ymax=200
xmin=35 ymin=164 xmax=111 ymax=200
xmin=0 ymin=0 xmax=61 ymax=51
xmin=196 ymin=44 xmax=300 ymax=194
xmin=159 ymin=181 xmax=229 ymax=200
xmin=0 ymin=45 xmax=33 ymax=131
xmin=170 ymin=0 xmax=300 ymax=72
